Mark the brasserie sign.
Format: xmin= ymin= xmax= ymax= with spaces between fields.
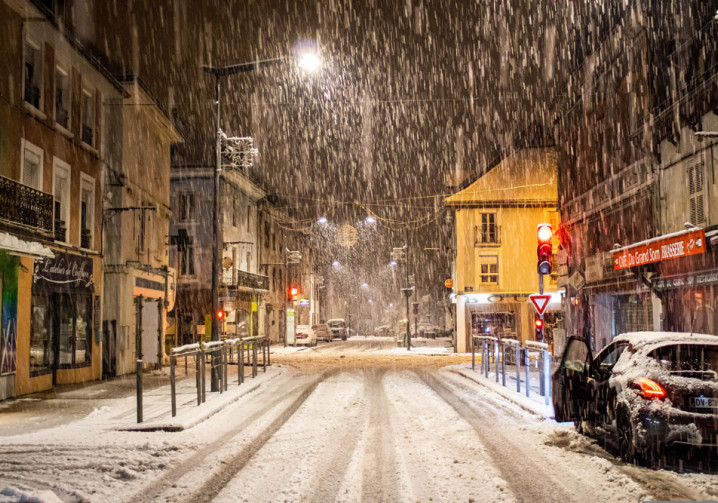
xmin=33 ymin=252 xmax=94 ymax=290
xmin=612 ymin=228 xmax=706 ymax=270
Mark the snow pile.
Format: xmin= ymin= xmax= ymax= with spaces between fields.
xmin=0 ymin=485 xmax=63 ymax=503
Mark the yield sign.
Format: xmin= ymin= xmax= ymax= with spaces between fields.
xmin=529 ymin=294 xmax=552 ymax=315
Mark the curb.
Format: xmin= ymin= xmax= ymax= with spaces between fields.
xmin=453 ymin=368 xmax=555 ymax=420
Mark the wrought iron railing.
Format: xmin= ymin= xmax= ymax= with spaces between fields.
xmin=0 ymin=176 xmax=54 ymax=234
xmin=222 ymin=268 xmax=269 ymax=291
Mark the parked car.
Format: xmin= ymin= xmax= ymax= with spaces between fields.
xmin=553 ymin=332 xmax=718 ymax=463
xmin=327 ymin=319 xmax=347 ymax=341
xmin=374 ymin=325 xmax=392 ymax=337
xmin=312 ymin=323 xmax=331 ymax=343
xmin=295 ymin=325 xmax=316 ymax=346
xmin=413 ymin=322 xmax=441 ymax=339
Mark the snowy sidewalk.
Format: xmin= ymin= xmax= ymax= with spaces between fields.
xmin=454 ymin=361 xmax=555 ymax=419
xmin=0 ymin=363 xmax=283 ymax=436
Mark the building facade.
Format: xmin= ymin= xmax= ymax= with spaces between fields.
xmin=169 ymin=167 xmax=269 ymax=344
xmin=102 ymin=80 xmax=181 ymax=377
xmin=0 ymin=0 xmax=123 ymax=398
xmin=447 ymin=148 xmax=561 ymax=353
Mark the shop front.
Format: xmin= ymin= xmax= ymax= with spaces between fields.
xmin=26 ymin=251 xmax=101 ymax=391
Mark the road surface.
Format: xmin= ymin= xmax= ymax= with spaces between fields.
xmin=0 ymin=337 xmax=716 ymax=502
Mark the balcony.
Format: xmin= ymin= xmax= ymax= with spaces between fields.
xmin=0 ymin=176 xmax=54 ymax=235
xmin=222 ymin=268 xmax=270 ymax=292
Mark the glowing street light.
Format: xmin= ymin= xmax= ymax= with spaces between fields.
xmin=390 ymin=260 xmax=397 ymax=266
xmin=317 ymin=217 xmax=328 ymax=223
xmin=362 ymin=282 xmax=368 ymax=288
xmin=365 ymin=216 xmax=376 ymax=224
xmin=332 ymin=260 xmax=340 ymax=267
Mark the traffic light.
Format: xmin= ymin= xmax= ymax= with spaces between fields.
xmin=287 ymin=286 xmax=299 ymax=301
xmin=535 ymin=317 xmax=544 ymax=342
xmin=537 ymin=223 xmax=553 ymax=275
xmin=216 ymin=309 xmax=225 ymax=320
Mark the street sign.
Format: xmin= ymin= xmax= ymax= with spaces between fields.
xmin=529 ymin=294 xmax=551 ymax=315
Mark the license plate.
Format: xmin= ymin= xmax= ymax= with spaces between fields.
xmin=691 ymin=396 xmax=718 ymax=408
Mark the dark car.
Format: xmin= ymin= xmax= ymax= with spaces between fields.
xmin=553 ymin=332 xmax=718 ymax=463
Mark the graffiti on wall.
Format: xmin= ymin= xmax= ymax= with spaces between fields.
xmin=0 ymin=251 xmax=18 ymax=375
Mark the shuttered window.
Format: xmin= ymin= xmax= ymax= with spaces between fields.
xmin=688 ymin=161 xmax=705 ymax=225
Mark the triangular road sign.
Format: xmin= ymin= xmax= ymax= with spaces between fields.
xmin=529 ymin=294 xmax=551 ymax=315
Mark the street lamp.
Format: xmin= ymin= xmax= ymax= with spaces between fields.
xmin=317 ymin=217 xmax=328 ymax=223
xmin=202 ymin=49 xmax=321 ymax=392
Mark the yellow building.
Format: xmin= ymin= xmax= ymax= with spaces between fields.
xmin=446 ymin=148 xmax=562 ymax=353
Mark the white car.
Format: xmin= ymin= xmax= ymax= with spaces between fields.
xmin=295 ymin=325 xmax=316 ymax=346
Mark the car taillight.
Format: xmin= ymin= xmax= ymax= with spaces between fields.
xmin=633 ymin=378 xmax=666 ymax=399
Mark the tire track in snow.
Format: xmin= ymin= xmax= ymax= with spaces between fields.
xmin=358 ymin=369 xmax=398 ymax=502
xmin=135 ymin=372 xmax=329 ymax=502
xmin=420 ymin=370 xmax=588 ymax=503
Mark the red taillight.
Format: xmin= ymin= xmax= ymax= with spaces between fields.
xmin=633 ymin=378 xmax=666 ymax=399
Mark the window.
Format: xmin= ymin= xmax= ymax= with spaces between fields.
xmin=479 ymin=255 xmax=498 ymax=284
xmin=80 ymin=174 xmax=95 ymax=249
xmin=55 ymin=66 xmax=70 ymax=129
xmin=246 ymin=251 xmax=251 ymax=271
xmin=596 ymin=342 xmax=628 ymax=371
xmin=475 ymin=213 xmax=499 ymax=245
xmin=247 ymin=206 xmax=251 ymax=231
xmin=178 ymin=193 xmax=195 ymax=221
xmin=21 ymin=139 xmax=43 ymax=190
xmin=53 ymin=158 xmax=71 ymax=242
xmin=688 ymin=160 xmax=705 ymax=225
xmin=24 ymin=40 xmax=42 ymax=109
xmin=264 ymin=221 xmax=270 ymax=246
xmin=81 ymin=89 xmax=95 ymax=146
xmin=232 ymin=198 xmax=237 ymax=227
xmin=180 ymin=244 xmax=195 ymax=275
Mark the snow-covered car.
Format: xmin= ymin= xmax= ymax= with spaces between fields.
xmin=295 ymin=325 xmax=316 ymax=346
xmin=413 ymin=322 xmax=441 ymax=339
xmin=312 ymin=323 xmax=331 ymax=342
xmin=553 ymin=332 xmax=718 ymax=463
xmin=374 ymin=325 xmax=391 ymax=337
xmin=327 ymin=319 xmax=347 ymax=341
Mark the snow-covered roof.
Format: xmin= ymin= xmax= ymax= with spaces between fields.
xmin=614 ymin=331 xmax=718 ymax=352
xmin=0 ymin=232 xmax=54 ymax=259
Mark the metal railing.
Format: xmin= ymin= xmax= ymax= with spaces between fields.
xmin=221 ymin=268 xmax=270 ymax=291
xmin=135 ymin=336 xmax=270 ymax=423
xmin=0 ymin=175 xmax=54 ymax=234
xmin=472 ymin=335 xmax=552 ymax=405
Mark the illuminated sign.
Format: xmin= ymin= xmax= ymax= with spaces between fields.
xmin=612 ymin=228 xmax=706 ymax=270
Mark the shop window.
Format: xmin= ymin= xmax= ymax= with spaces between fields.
xmin=53 ymin=158 xmax=71 ymax=243
xmin=30 ymin=293 xmax=52 ymax=372
xmin=80 ymin=174 xmax=95 ymax=249
xmin=55 ymin=66 xmax=70 ymax=129
xmin=24 ymin=40 xmax=42 ymax=109
xmin=81 ymin=89 xmax=95 ymax=147
xmin=21 ymin=139 xmax=43 ymax=190
xmin=688 ymin=161 xmax=705 ymax=225
xmin=479 ymin=255 xmax=499 ymax=284
xmin=30 ymin=292 xmax=91 ymax=372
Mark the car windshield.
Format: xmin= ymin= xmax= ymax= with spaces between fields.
xmin=650 ymin=344 xmax=718 ymax=373
xmin=328 ymin=321 xmax=345 ymax=327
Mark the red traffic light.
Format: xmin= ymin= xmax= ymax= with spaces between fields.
xmin=537 ymin=223 xmax=553 ymax=243
xmin=216 ymin=309 xmax=225 ymax=320
xmin=535 ymin=318 xmax=544 ymax=329
xmin=289 ymin=287 xmax=299 ymax=296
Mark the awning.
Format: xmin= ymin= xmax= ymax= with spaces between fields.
xmin=0 ymin=232 xmax=54 ymax=259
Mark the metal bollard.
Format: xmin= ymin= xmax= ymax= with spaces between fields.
xmin=185 ymin=354 xmax=188 ymax=375
xmin=516 ymin=345 xmax=521 ymax=393
xmin=262 ymin=339 xmax=267 ymax=373
xmin=501 ymin=343 xmax=506 ymax=387
xmin=238 ymin=341 xmax=244 ymax=384
xmin=544 ymin=350 xmax=551 ymax=405
xmin=170 ymin=355 xmax=177 ymax=417
xmin=484 ymin=341 xmax=489 ymax=378
xmin=525 ymin=348 xmax=530 ymax=398
xmin=252 ymin=341 xmax=257 ymax=377
xmin=196 ymin=352 xmax=201 ymax=405
xmin=495 ymin=341 xmax=499 ymax=383
xmin=471 ymin=337 xmax=476 ymax=371
xmin=136 ymin=359 xmax=143 ymax=424
xmin=224 ymin=344 xmax=229 ymax=391
xmin=267 ymin=338 xmax=271 ymax=366
xmin=539 ymin=351 xmax=545 ymax=397
xmin=200 ymin=348 xmax=206 ymax=403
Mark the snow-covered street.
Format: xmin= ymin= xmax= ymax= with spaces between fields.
xmin=0 ymin=338 xmax=717 ymax=502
